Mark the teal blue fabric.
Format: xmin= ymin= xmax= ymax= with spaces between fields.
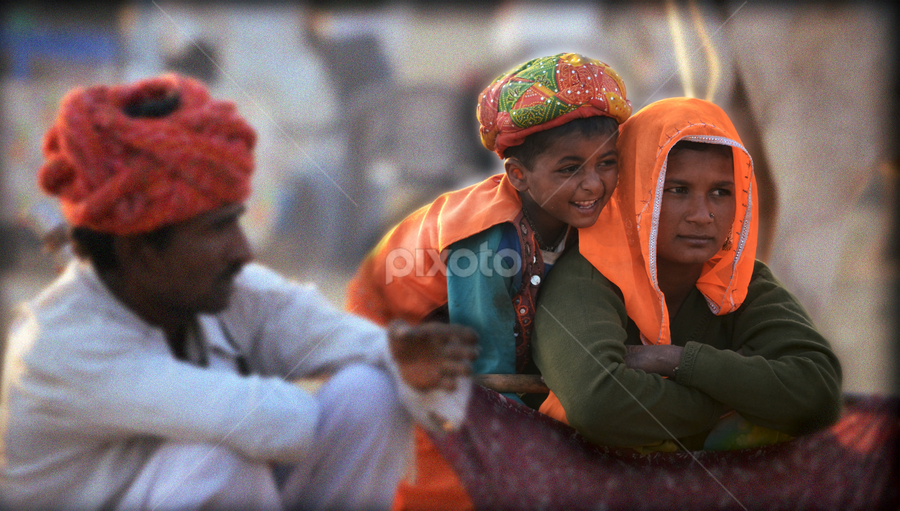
xmin=446 ymin=223 xmax=526 ymax=403
xmin=447 ymin=224 xmax=520 ymax=376
xmin=447 ymin=222 xmax=565 ymax=405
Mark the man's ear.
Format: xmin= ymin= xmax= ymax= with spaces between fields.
xmin=504 ymin=158 xmax=529 ymax=193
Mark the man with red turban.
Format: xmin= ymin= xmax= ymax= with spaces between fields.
xmin=0 ymin=73 xmax=478 ymax=510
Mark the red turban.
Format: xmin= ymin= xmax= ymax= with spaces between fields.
xmin=477 ymin=53 xmax=632 ymax=159
xmin=39 ymin=73 xmax=256 ymax=235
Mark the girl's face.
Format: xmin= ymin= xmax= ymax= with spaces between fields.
xmin=656 ymin=147 xmax=736 ymax=270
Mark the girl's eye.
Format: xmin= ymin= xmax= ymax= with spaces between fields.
xmin=665 ymin=186 xmax=687 ymax=194
xmin=712 ymin=188 xmax=734 ymax=197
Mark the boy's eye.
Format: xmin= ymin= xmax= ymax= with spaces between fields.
xmin=599 ymin=158 xmax=617 ymax=167
xmin=558 ymin=165 xmax=580 ymax=174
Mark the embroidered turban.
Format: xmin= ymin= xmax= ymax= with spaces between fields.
xmin=477 ymin=53 xmax=632 ymax=158
xmin=39 ymin=73 xmax=256 ymax=235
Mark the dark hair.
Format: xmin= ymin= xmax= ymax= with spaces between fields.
xmin=123 ymin=92 xmax=181 ymax=118
xmin=504 ymin=115 xmax=619 ymax=169
xmin=669 ymin=140 xmax=734 ymax=160
xmin=70 ymin=227 xmax=117 ymax=272
xmin=70 ymin=225 xmax=175 ymax=273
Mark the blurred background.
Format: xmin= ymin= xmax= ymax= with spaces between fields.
xmin=1 ymin=0 xmax=897 ymax=396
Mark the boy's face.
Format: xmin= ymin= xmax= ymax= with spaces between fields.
xmin=656 ymin=148 xmax=735 ymax=270
xmin=507 ymin=130 xmax=619 ymax=230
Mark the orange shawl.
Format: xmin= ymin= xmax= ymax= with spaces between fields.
xmin=346 ymin=174 xmax=522 ymax=325
xmin=540 ymin=97 xmax=758 ymax=422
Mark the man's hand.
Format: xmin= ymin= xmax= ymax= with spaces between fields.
xmin=623 ymin=344 xmax=683 ymax=378
xmin=388 ymin=320 xmax=479 ymax=392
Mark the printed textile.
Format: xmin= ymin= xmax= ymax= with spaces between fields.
xmin=477 ymin=53 xmax=631 ymax=158
xmin=433 ymin=386 xmax=898 ymax=511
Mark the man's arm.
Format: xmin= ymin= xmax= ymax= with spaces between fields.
xmin=533 ymin=250 xmax=725 ymax=448
xmin=222 ymin=263 xmax=478 ymax=431
xmin=8 ymin=305 xmax=323 ymax=465
xmin=387 ymin=320 xmax=477 ymax=392
xmin=220 ymin=263 xmax=389 ymax=377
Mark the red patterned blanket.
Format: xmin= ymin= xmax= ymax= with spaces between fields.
xmin=431 ymin=386 xmax=899 ymax=511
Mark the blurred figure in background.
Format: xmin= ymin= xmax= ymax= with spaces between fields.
xmin=304 ymin=6 xmax=400 ymax=270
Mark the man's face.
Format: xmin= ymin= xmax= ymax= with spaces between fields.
xmin=141 ymin=203 xmax=252 ymax=315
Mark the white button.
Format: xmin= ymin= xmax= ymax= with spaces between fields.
xmin=531 ymin=275 xmax=541 ymax=286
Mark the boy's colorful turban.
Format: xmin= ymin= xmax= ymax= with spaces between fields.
xmin=38 ymin=73 xmax=256 ymax=235
xmin=477 ymin=53 xmax=632 ymax=158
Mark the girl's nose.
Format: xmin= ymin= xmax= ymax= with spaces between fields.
xmin=685 ymin=197 xmax=714 ymax=223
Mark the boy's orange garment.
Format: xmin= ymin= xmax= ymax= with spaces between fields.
xmin=390 ymin=429 xmax=474 ymax=511
xmin=347 ymin=174 xmax=523 ymax=511
xmin=540 ymin=97 xmax=759 ymax=423
xmin=347 ymin=174 xmax=522 ymax=325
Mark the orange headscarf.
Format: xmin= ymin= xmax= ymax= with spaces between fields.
xmin=540 ymin=97 xmax=758 ymax=422
xmin=583 ymin=97 xmax=758 ymax=344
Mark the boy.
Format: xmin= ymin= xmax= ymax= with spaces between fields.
xmin=346 ymin=53 xmax=631 ymax=510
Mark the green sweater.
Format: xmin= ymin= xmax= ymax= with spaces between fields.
xmin=533 ymin=250 xmax=843 ymax=449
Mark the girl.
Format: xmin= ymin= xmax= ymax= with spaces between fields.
xmin=535 ymin=97 xmax=842 ymax=452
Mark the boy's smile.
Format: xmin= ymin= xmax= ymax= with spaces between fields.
xmin=506 ymin=130 xmax=619 ymax=246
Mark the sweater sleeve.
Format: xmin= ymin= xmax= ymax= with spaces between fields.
xmin=533 ymin=251 xmax=726 ymax=448
xmin=675 ymin=262 xmax=843 ymax=436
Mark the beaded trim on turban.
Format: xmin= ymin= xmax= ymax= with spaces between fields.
xmin=39 ymin=73 xmax=256 ymax=235
xmin=477 ymin=53 xmax=632 ymax=158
